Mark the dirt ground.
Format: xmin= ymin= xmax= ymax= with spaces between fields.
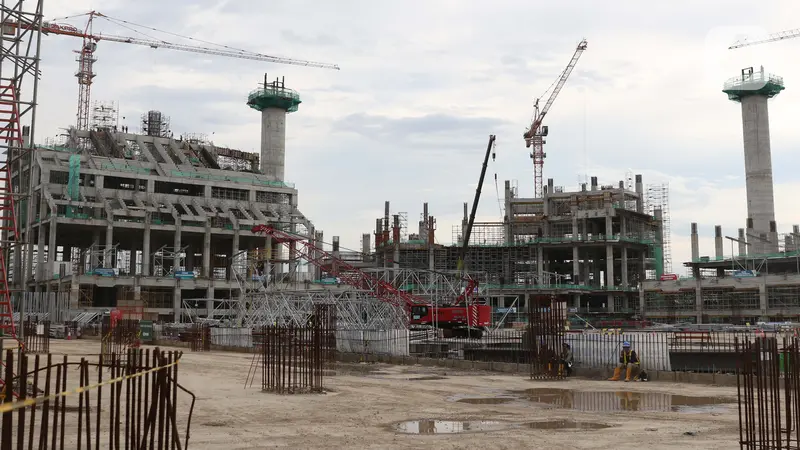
xmin=36 ymin=340 xmax=740 ymax=449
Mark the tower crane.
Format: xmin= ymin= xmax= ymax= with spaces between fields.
xmin=729 ymin=28 xmax=800 ymax=49
xmin=523 ymin=39 xmax=587 ymax=198
xmin=9 ymin=11 xmax=340 ymax=131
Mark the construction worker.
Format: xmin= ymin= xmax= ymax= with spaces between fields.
xmin=561 ymin=342 xmax=574 ymax=376
xmin=608 ymin=341 xmax=640 ymax=382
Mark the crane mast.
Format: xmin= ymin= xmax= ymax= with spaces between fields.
xmin=729 ymin=28 xmax=800 ymax=49
xmin=524 ymin=39 xmax=587 ymax=198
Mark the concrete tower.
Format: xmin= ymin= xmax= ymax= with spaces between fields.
xmin=247 ymin=74 xmax=302 ymax=181
xmin=723 ymin=66 xmax=784 ymax=254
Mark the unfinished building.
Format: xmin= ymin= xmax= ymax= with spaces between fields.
xmin=13 ymin=79 xmax=319 ymax=322
xmin=365 ymin=174 xmax=668 ymax=316
xmin=642 ymin=67 xmax=798 ymax=324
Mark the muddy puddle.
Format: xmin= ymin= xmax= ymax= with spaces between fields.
xmin=524 ymin=419 xmax=612 ymax=430
xmin=513 ymin=388 xmax=733 ymax=412
xmin=393 ymin=420 xmax=511 ymax=434
xmin=407 ymin=376 xmax=448 ymax=381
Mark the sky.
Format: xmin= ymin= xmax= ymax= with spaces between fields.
xmin=36 ymin=0 xmax=800 ymax=275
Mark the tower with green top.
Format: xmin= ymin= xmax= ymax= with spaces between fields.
xmin=723 ymin=66 xmax=784 ymax=255
xmin=247 ymin=74 xmax=302 ymax=181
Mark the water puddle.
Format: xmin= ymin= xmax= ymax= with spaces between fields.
xmin=513 ymin=388 xmax=733 ymax=412
xmin=407 ymin=376 xmax=448 ymax=381
xmin=456 ymin=397 xmax=515 ymax=405
xmin=393 ymin=420 xmax=511 ymax=434
xmin=524 ymin=419 xmax=612 ymax=430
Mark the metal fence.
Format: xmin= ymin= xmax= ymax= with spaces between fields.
xmin=0 ymin=347 xmax=195 ymax=449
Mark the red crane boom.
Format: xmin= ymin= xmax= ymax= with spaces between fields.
xmin=251 ymin=225 xmax=491 ymax=334
xmin=523 ymin=39 xmax=587 ymax=198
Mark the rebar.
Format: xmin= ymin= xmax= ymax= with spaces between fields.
xmin=527 ymin=294 xmax=567 ymax=380
xmin=22 ymin=319 xmax=49 ymax=353
xmin=736 ymin=336 xmax=800 ymax=449
xmin=101 ymin=318 xmax=140 ymax=360
xmin=189 ymin=324 xmax=211 ymax=352
xmin=256 ymin=304 xmax=335 ymax=394
xmin=0 ymin=347 xmax=195 ymax=449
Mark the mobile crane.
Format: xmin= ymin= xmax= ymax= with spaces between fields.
xmin=251 ymin=224 xmax=492 ymax=338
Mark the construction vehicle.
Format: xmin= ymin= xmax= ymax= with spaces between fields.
xmin=523 ymin=39 xmax=587 ymax=198
xmin=251 ymin=224 xmax=491 ymax=338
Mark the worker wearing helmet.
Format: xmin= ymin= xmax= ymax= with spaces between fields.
xmin=608 ymin=341 xmax=640 ymax=382
xmin=561 ymin=342 xmax=574 ymax=377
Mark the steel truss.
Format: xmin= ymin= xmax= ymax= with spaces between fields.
xmin=231 ymin=253 xmax=477 ymax=329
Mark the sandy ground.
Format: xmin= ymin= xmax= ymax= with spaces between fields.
xmin=32 ymin=340 xmax=741 ymax=449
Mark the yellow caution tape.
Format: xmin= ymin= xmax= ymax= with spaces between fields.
xmin=0 ymin=359 xmax=179 ymax=414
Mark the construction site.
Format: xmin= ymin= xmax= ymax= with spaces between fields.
xmin=2 ymin=2 xmax=800 ymax=449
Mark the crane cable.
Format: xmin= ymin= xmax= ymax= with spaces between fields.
xmin=491 ymin=139 xmax=503 ymax=220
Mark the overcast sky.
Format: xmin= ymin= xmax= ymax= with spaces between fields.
xmin=41 ymin=0 xmax=800 ymax=274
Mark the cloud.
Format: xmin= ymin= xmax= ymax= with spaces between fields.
xmin=28 ymin=0 xmax=800 ymax=275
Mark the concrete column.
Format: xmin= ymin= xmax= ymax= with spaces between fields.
xmin=361 ymin=233 xmax=370 ymax=261
xmin=746 ymin=218 xmax=757 ymax=255
xmin=91 ymin=232 xmax=100 ymax=269
xmin=621 ymin=247 xmax=629 ymax=288
xmin=572 ymin=246 xmax=580 ymax=285
xmin=605 ymin=216 xmax=612 ymax=238
xmin=47 ymin=221 xmax=57 ymax=275
xmin=143 ymin=216 xmax=151 ymax=276
xmin=607 ymin=293 xmax=615 ymax=313
xmin=769 ymin=220 xmax=779 ymax=254
xmin=34 ymin=222 xmax=46 ymax=285
xmin=260 ymin=107 xmax=287 ymax=181
xmin=714 ymin=225 xmax=723 ymax=258
xmin=536 ymin=248 xmax=544 ymax=285
xmin=504 ymin=181 xmax=513 ymax=243
xmin=203 ymin=223 xmax=211 ymax=278
xmin=104 ymin=225 xmax=113 ymax=268
xmin=759 ymin=282 xmax=768 ymax=319
xmin=606 ymin=245 xmax=614 ymax=288
xmin=173 ymin=283 xmax=182 ymax=322
xmin=690 ymin=223 xmax=699 ymax=262
xmin=231 ymin=230 xmax=240 ymax=281
xmin=738 ymin=228 xmax=747 ymax=257
xmin=695 ymin=285 xmax=703 ymax=324
xmin=206 ymin=287 xmax=214 ymax=318
xmin=739 ymin=90 xmax=777 ymax=253
xmin=314 ymin=230 xmax=324 ymax=281
xmin=635 ymin=174 xmax=643 ymax=213
xmin=174 ymin=219 xmax=182 ymax=272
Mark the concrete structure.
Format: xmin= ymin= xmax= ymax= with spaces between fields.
xmin=363 ymin=175 xmax=666 ymax=316
xmin=247 ymin=75 xmax=301 ymax=181
xmin=17 ymin=101 xmax=316 ymax=321
xmin=723 ymin=66 xmax=784 ymax=255
xmin=642 ymin=224 xmax=800 ymax=324
xmin=638 ymin=67 xmax=796 ymax=325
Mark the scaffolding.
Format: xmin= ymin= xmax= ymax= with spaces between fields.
xmin=152 ymin=245 xmax=187 ymax=277
xmin=73 ymin=243 xmax=119 ymax=275
xmin=141 ymin=110 xmax=170 ymax=138
xmin=90 ymin=100 xmax=118 ymax=131
xmin=646 ymin=183 xmax=672 ymax=274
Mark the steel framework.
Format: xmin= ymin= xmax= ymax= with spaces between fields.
xmin=231 ymin=247 xmax=472 ymax=330
xmin=0 ymin=0 xmax=43 ymax=341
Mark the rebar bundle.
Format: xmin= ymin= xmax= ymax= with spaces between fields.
xmin=527 ymin=294 xmax=567 ymax=380
xmin=189 ymin=323 xmax=211 ymax=352
xmin=736 ymin=336 xmax=800 ymax=449
xmin=22 ymin=319 xmax=49 ymax=354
